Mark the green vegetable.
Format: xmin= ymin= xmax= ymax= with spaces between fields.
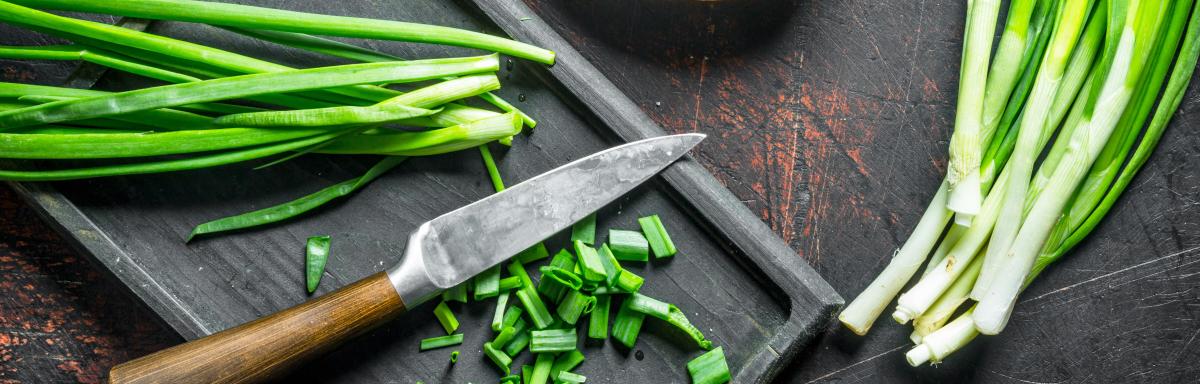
xmin=502 ymin=306 xmax=526 ymax=332
xmin=503 ymin=330 xmax=532 ymax=356
xmin=626 ymin=293 xmax=712 ymax=350
xmin=419 ymin=333 xmax=463 ymax=351
xmin=550 ymin=350 xmax=585 ymax=378
xmin=432 ymin=301 xmax=458 ymax=334
xmin=538 ymin=250 xmax=578 ymax=302
xmin=571 ymin=213 xmax=597 ymax=245
xmin=474 ymin=265 xmax=501 ymax=301
xmin=638 ymin=215 xmax=677 ymax=258
xmin=611 ymin=297 xmax=646 ymax=349
xmin=9 ymin=0 xmax=555 ymax=64
xmin=530 ymin=329 xmax=577 ymax=353
xmin=498 ymin=276 xmax=523 ymax=291
xmin=304 ymin=235 xmax=330 ymax=293
xmin=483 ymin=342 xmax=512 ymax=374
xmin=556 ymin=290 xmax=596 ymax=326
xmin=442 ymin=282 xmax=468 ymax=303
xmin=597 ymin=244 xmax=621 ymax=287
xmin=493 ymin=326 xmax=518 ymax=347
xmin=608 ymin=229 xmax=649 ymax=262
xmin=509 ymin=261 xmax=555 ymax=329
xmin=499 ymin=374 xmax=519 ymax=384
xmin=516 ymin=243 xmax=551 ymax=264
xmin=587 ymin=294 xmax=612 ymax=340
xmin=450 ymin=350 xmax=459 ymax=364
xmin=188 ymin=156 xmax=405 ymax=241
xmin=686 ymin=347 xmax=731 ymax=384
xmin=573 ymin=240 xmax=606 ymax=283
xmin=530 ymin=353 xmax=555 ymax=384
xmin=614 ymin=269 xmax=645 ymax=294
xmin=555 ymin=371 xmax=587 ymax=384
xmin=479 ymin=143 xmax=506 ymax=192
xmin=521 ymin=365 xmax=533 ymax=384
xmin=492 ymin=293 xmax=511 ymax=332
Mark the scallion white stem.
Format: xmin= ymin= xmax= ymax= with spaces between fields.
xmin=946 ymin=0 xmax=1003 ymax=223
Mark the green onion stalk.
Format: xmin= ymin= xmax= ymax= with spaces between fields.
xmin=974 ymin=0 xmax=1172 ymax=335
xmin=946 ymin=0 xmax=1003 ymax=223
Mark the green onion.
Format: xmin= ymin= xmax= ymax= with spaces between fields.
xmin=499 ymin=276 xmax=523 ymax=292
xmin=573 ymin=240 xmax=607 ymax=283
xmin=626 ymin=293 xmax=713 ymax=350
xmin=556 ymin=290 xmax=596 ymax=326
xmin=638 ymin=215 xmax=677 ymax=258
xmin=555 ymin=371 xmax=587 ymax=384
xmin=509 ymin=261 xmax=555 ymax=330
xmin=0 ymin=44 xmax=202 ymax=84
xmin=503 ymin=330 xmax=532 ymax=357
xmin=530 ymin=329 xmax=577 ymax=353
xmin=450 ymin=350 xmax=459 ymax=364
xmin=9 ymin=0 xmax=555 ymax=64
xmin=571 ymin=213 xmax=597 ymax=245
xmin=0 ymin=55 xmax=498 ymax=129
xmin=432 ymin=301 xmax=458 ymax=335
xmin=419 ymin=333 xmax=463 ymax=351
xmin=479 ymin=143 xmax=506 ymax=192
xmin=492 ymin=293 xmax=512 ymax=332
xmin=499 ymin=375 xmax=519 ymax=384
xmin=530 ymin=353 xmax=555 ymax=384
xmin=945 ymin=0 xmax=1002 ymax=220
xmin=550 ymin=350 xmax=585 ymax=378
xmin=521 ymin=365 xmax=533 ymax=384
xmin=611 ymin=297 xmax=646 ymax=349
xmin=538 ymin=250 xmax=578 ymax=302
xmin=315 ymin=113 xmax=522 ymax=156
xmin=502 ymin=306 xmax=526 ymax=331
xmin=304 ymin=235 xmax=330 ymax=293
xmin=587 ymin=294 xmax=611 ymax=340
xmin=474 ymin=265 xmax=502 ymax=301
xmin=686 ymin=347 xmax=731 ymax=384
xmin=483 ymin=342 xmax=512 ymax=374
xmin=442 ymin=282 xmax=468 ymax=303
xmin=221 ymin=27 xmax=403 ymax=63
xmin=608 ymin=229 xmax=649 ymax=262
xmin=493 ymin=326 xmax=518 ymax=347
xmin=597 ymin=244 xmax=621 ymax=287
xmin=614 ymin=269 xmax=645 ymax=294
xmin=188 ymin=156 xmax=405 ymax=241
xmin=516 ymin=243 xmax=551 ymax=264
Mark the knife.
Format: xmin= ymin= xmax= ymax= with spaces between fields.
xmin=107 ymin=133 xmax=705 ymax=384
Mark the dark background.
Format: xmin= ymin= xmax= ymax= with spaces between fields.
xmin=2 ymin=0 xmax=1199 ymax=382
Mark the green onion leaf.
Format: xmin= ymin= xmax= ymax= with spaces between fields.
xmin=556 ymin=290 xmax=596 ymax=326
xmin=638 ymin=215 xmax=677 ymax=258
xmin=483 ymin=342 xmax=512 ymax=374
xmin=499 ymin=374 xmax=519 ymax=384
xmin=492 ymin=292 xmax=511 ymax=332
xmin=597 ymin=244 xmax=622 ymax=287
xmin=611 ymin=297 xmax=646 ymax=349
xmin=550 ymin=350 xmax=585 ymax=378
xmin=432 ymin=301 xmax=458 ymax=335
xmin=686 ymin=346 xmax=731 ymax=384
xmin=587 ymin=294 xmax=611 ymax=340
xmin=304 ymin=235 xmax=330 ymax=293
xmin=571 ymin=213 xmax=597 ymax=245
xmin=608 ymin=229 xmax=649 ymax=262
xmin=627 ymin=293 xmax=712 ymax=350
xmin=614 ymin=269 xmax=645 ymax=294
xmin=493 ymin=325 xmax=518 ymax=347
xmin=503 ymin=330 xmax=532 ymax=357
xmin=418 ymin=333 xmax=463 ymax=351
xmin=530 ymin=353 xmax=556 ymax=384
xmin=509 ymin=261 xmax=555 ymax=329
xmin=473 ymin=265 xmax=501 ymax=301
xmin=530 ymin=328 xmax=577 ymax=353
xmin=516 ymin=243 xmax=551 ymax=264
xmin=573 ymin=240 xmax=606 ymax=283
xmin=450 ymin=350 xmax=459 ymax=364
xmin=442 ymin=282 xmax=468 ymax=303
xmin=498 ymin=276 xmax=523 ymax=292
xmin=188 ymin=156 xmax=405 ymax=241
xmin=555 ymin=371 xmax=587 ymax=384
xmin=479 ymin=143 xmax=506 ymax=192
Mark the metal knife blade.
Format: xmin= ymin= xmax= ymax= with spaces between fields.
xmin=387 ymin=133 xmax=704 ymax=304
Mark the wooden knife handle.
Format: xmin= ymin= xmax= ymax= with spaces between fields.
xmin=109 ymin=272 xmax=406 ymax=384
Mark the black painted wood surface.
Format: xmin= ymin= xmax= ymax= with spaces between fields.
xmin=1 ymin=0 xmax=839 ymax=383
xmin=4 ymin=0 xmax=1200 ymax=383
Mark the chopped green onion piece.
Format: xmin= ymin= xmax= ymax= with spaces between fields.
xmin=571 ymin=213 xmax=597 ymax=245
xmin=503 ymin=330 xmax=532 ymax=356
xmin=499 ymin=305 xmax=525 ymax=332
xmin=530 ymin=353 xmax=555 ymax=384
xmin=483 ymin=342 xmax=512 ymax=375
xmin=442 ymin=282 xmax=468 ymax=303
xmin=556 ymin=290 xmax=596 ymax=325
xmin=304 ymin=235 xmax=330 ymax=293
xmin=638 ymin=215 xmax=677 ymax=258
xmin=516 ymin=243 xmax=551 ymax=264
xmin=612 ymin=298 xmax=645 ymax=349
xmin=627 ymin=293 xmax=712 ymax=350
xmin=537 ymin=250 xmax=578 ymax=301
xmin=432 ymin=301 xmax=459 ymax=335
xmin=450 ymin=350 xmax=459 ymax=364
xmin=499 ymin=276 xmax=523 ymax=291
xmin=608 ymin=229 xmax=649 ymax=262
xmin=540 ymin=266 xmax=584 ymax=290
xmin=530 ymin=328 xmax=578 ymax=353
xmin=573 ymin=240 xmax=607 ymax=283
xmin=555 ymin=371 xmax=587 ymax=384
xmin=509 ymin=261 xmax=554 ymax=329
xmin=499 ymin=375 xmax=520 ymax=384
xmin=686 ymin=346 xmax=731 ymax=384
xmin=418 ymin=333 xmax=463 ymax=351
xmin=614 ymin=269 xmax=644 ymax=294
xmin=590 ymin=286 xmax=628 ymax=296
xmin=550 ymin=350 xmax=585 ymax=377
xmin=494 ymin=325 xmax=518 ymax=347
xmin=474 ymin=265 xmax=501 ymax=300
xmin=492 ymin=292 xmax=511 ymax=332
xmin=188 ymin=156 xmax=405 ymax=241
xmin=521 ymin=365 xmax=533 ymax=384
xmin=587 ymin=294 xmax=612 ymax=340
xmin=597 ymin=244 xmax=622 ymax=287
xmin=479 ymin=143 xmax=506 ymax=192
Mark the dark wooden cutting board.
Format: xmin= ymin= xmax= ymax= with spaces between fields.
xmin=4 ymin=0 xmax=841 ymax=383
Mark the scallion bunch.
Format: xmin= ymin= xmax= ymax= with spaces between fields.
xmin=0 ymin=0 xmax=554 ymax=238
xmin=840 ymin=0 xmax=1200 ymax=366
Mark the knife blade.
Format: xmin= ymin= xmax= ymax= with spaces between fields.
xmin=388 ymin=133 xmax=705 ymax=305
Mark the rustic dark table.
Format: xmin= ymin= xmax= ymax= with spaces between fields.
xmin=3 ymin=1 xmax=1199 ymax=383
